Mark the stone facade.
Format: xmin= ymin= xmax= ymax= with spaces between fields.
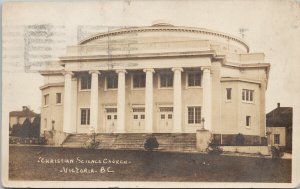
xmin=39 ymin=23 xmax=270 ymax=138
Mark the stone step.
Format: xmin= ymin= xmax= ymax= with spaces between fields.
xmin=62 ymin=133 xmax=196 ymax=151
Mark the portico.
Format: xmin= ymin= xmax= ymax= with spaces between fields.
xmin=62 ymin=66 xmax=212 ymax=134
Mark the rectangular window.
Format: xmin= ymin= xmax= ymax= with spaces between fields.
xmin=56 ymin=93 xmax=62 ymax=104
xmin=246 ymin=116 xmax=251 ymax=127
xmin=132 ymin=107 xmax=145 ymax=112
xmin=80 ymin=108 xmax=90 ymax=125
xmin=105 ymin=108 xmax=117 ymax=113
xmin=250 ymin=90 xmax=253 ymax=101
xmin=159 ymin=107 xmax=173 ymax=112
xmin=133 ymin=74 xmax=145 ymax=88
xmin=187 ymin=106 xmax=201 ymax=124
xmin=274 ymin=134 xmax=280 ymax=145
xmin=242 ymin=89 xmax=254 ymax=102
xmin=106 ymin=74 xmax=118 ymax=89
xmin=226 ymin=88 xmax=232 ymax=100
xmin=195 ymin=107 xmax=201 ymax=123
xmin=188 ymin=72 xmax=201 ymax=87
xmin=44 ymin=94 xmax=49 ymax=106
xmin=160 ymin=73 xmax=173 ymax=88
xmin=81 ymin=75 xmax=91 ymax=90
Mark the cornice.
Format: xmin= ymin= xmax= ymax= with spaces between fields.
xmin=220 ymin=77 xmax=261 ymax=85
xmin=78 ymin=26 xmax=249 ymax=52
xmin=224 ymin=62 xmax=271 ymax=69
xmin=39 ymin=82 xmax=64 ymax=90
xmin=39 ymin=70 xmax=64 ymax=76
xmin=59 ymin=50 xmax=216 ymax=63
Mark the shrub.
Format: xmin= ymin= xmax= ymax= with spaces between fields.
xmin=38 ymin=137 xmax=47 ymax=145
xmin=84 ymin=133 xmax=100 ymax=149
xmin=9 ymin=137 xmax=17 ymax=144
xmin=206 ymin=138 xmax=223 ymax=155
xmin=235 ymin=133 xmax=245 ymax=145
xmin=84 ymin=138 xmax=100 ymax=149
xmin=271 ymin=146 xmax=284 ymax=159
xmin=144 ymin=135 xmax=159 ymax=151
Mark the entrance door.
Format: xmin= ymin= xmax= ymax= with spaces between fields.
xmin=132 ymin=107 xmax=145 ymax=132
xmin=105 ymin=108 xmax=117 ymax=133
xmin=159 ymin=107 xmax=173 ymax=132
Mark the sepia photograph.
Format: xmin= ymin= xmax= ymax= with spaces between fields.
xmin=1 ymin=0 xmax=300 ymax=188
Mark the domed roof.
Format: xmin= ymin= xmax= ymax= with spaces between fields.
xmin=78 ymin=24 xmax=249 ymax=53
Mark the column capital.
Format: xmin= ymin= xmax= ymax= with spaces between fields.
xmin=89 ymin=70 xmax=100 ymax=75
xmin=172 ymin=67 xmax=183 ymax=72
xmin=143 ymin=68 xmax=155 ymax=73
xmin=116 ymin=69 xmax=127 ymax=74
xmin=201 ymin=66 xmax=211 ymax=71
xmin=63 ymin=71 xmax=74 ymax=76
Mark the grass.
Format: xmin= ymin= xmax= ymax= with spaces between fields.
xmin=9 ymin=145 xmax=291 ymax=182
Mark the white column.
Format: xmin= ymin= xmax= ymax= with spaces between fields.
xmin=63 ymin=71 xmax=74 ymax=133
xmin=89 ymin=70 xmax=100 ymax=133
xmin=202 ymin=67 xmax=212 ymax=131
xmin=143 ymin=68 xmax=155 ymax=133
xmin=116 ymin=69 xmax=127 ymax=133
xmin=172 ymin=67 xmax=183 ymax=133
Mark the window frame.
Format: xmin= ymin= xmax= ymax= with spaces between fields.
xmin=80 ymin=75 xmax=92 ymax=91
xmin=80 ymin=108 xmax=90 ymax=126
xmin=187 ymin=106 xmax=202 ymax=126
xmin=226 ymin=88 xmax=232 ymax=101
xmin=56 ymin=93 xmax=62 ymax=105
xmin=132 ymin=106 xmax=145 ymax=121
xmin=242 ymin=89 xmax=254 ymax=103
xmin=131 ymin=73 xmax=146 ymax=90
xmin=159 ymin=72 xmax=173 ymax=89
xmin=43 ymin=94 xmax=49 ymax=107
xmin=186 ymin=71 xmax=202 ymax=88
xmin=105 ymin=73 xmax=118 ymax=90
xmin=246 ymin=115 xmax=251 ymax=127
xmin=274 ymin=134 xmax=280 ymax=145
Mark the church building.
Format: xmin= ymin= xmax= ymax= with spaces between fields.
xmin=39 ymin=23 xmax=270 ymax=144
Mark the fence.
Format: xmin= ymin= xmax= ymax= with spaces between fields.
xmin=9 ymin=136 xmax=46 ymax=145
xmin=212 ymin=134 xmax=268 ymax=146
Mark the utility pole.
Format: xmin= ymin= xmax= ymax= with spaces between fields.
xmin=239 ymin=28 xmax=249 ymax=38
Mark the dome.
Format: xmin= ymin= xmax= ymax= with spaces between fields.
xmin=78 ymin=25 xmax=249 ymax=53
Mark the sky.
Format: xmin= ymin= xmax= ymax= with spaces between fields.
xmin=2 ymin=0 xmax=300 ymax=115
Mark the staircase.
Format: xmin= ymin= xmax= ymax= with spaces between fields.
xmin=62 ymin=133 xmax=197 ymax=152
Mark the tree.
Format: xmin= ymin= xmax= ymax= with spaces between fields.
xmin=11 ymin=123 xmax=22 ymax=137
xmin=31 ymin=116 xmax=41 ymax=137
xmin=21 ymin=118 xmax=32 ymax=138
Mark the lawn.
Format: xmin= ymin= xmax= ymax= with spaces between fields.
xmin=9 ymin=145 xmax=291 ymax=182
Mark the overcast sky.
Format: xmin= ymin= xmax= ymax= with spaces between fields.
xmin=2 ymin=0 xmax=300 ymax=115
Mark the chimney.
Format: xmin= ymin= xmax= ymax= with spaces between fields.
xmin=22 ymin=106 xmax=28 ymax=111
xmin=277 ymin=103 xmax=280 ymax=108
